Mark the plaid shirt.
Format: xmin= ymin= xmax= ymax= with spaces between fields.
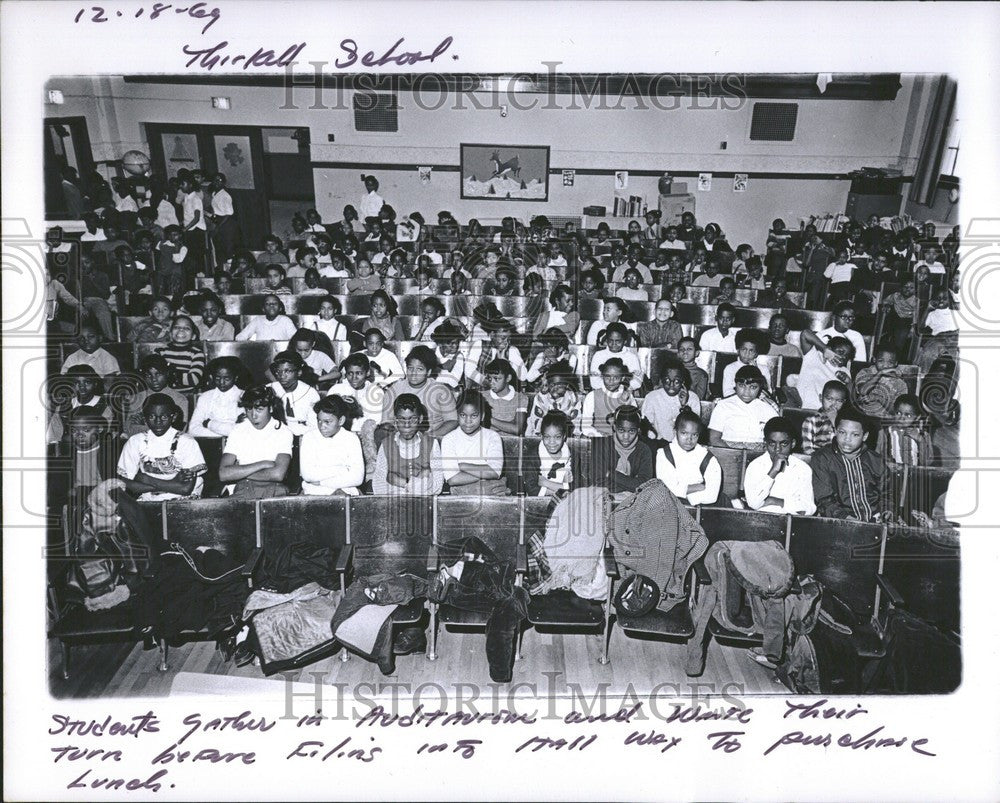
xmin=802 ymin=412 xmax=835 ymax=455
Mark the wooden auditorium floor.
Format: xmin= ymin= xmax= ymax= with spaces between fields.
xmin=49 ymin=626 xmax=782 ymax=700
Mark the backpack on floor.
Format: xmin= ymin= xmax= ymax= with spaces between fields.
xmin=776 ymin=575 xmax=864 ymax=694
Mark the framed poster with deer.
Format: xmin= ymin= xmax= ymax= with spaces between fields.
xmin=460 ymin=143 xmax=550 ymax=201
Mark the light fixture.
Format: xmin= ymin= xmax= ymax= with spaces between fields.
xmin=47 ymin=89 xmax=64 ymax=105
xmin=816 ymin=74 xmax=833 ymax=94
xmin=211 ymin=96 xmax=231 ymax=110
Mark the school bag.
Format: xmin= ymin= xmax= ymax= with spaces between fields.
xmin=775 ymin=575 xmax=864 ymax=694
xmin=686 ymin=539 xmax=794 ymax=676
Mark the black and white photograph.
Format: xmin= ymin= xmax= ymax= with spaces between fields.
xmin=4 ymin=3 xmax=999 ymax=800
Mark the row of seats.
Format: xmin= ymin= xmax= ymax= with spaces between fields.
xmin=61 ymin=341 xmax=909 ymax=395
xmin=197 ymin=277 xmax=808 ymax=307
xmin=49 ymin=494 xmax=960 ymax=676
xmin=140 ymin=293 xmax=873 ymax=331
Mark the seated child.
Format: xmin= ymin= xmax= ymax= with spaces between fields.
xmin=440 ymin=390 xmax=509 ymax=496
xmin=578 ymin=269 xmax=605 ymax=300
xmin=255 ymin=235 xmax=287 ymax=267
xmin=305 ymin=295 xmax=348 ymax=343
xmin=287 ymin=246 xmax=317 ymax=280
xmin=637 ymin=299 xmax=683 ymax=348
xmin=346 ymin=258 xmax=382 ymax=294
xmin=642 ymin=361 xmax=701 ymax=442
xmin=218 ymin=385 xmax=293 ymax=498
xmin=413 ymin=297 xmax=447 ymax=342
xmin=811 ymin=407 xmax=890 ymax=521
xmin=532 ymin=285 xmax=579 ymax=339
xmin=586 ymin=297 xmax=637 ymax=346
xmin=823 ymin=249 xmax=858 ymax=305
xmin=235 ymin=294 xmax=298 ymax=341
xmin=697 ymin=303 xmax=740 ymax=361
xmin=265 ymin=264 xmax=294 ymax=295
xmin=677 ymin=337 xmax=710 ymax=401
xmin=743 ymin=416 xmax=816 ymax=515
xmin=617 ymin=267 xmax=648 ymax=301
xmin=362 ymin=328 xmax=405 ymax=387
xmin=690 ymin=253 xmax=721 ymax=287
xmin=707 ymin=365 xmax=777 ymax=448
xmin=763 ymin=313 xmax=802 ymax=358
xmin=792 ymin=335 xmax=854 ymax=410
xmin=655 ymin=408 xmax=722 ymax=506
xmin=61 ymin=365 xmax=115 ymax=428
xmin=299 ymin=395 xmax=365 ymax=496
xmin=853 ymin=344 xmax=908 ymax=420
xmin=124 ymin=355 xmax=189 ymax=438
xmin=328 ymin=352 xmax=381 ymax=479
xmin=592 ymin=405 xmax=655 ymax=495
xmin=590 ymin=322 xmax=643 ymax=391
xmin=290 ymin=328 xmax=339 ymax=387
xmin=916 ymin=287 xmax=959 ymax=372
xmin=380 ymin=346 xmax=458 ymax=440
xmin=469 ymin=318 xmax=526 ymax=384
xmin=301 ymin=268 xmax=326 ymax=295
xmin=800 ymin=301 xmax=868 ymax=362
xmin=879 ymin=278 xmax=919 ymax=354
xmin=801 ymin=380 xmax=848 ymax=455
xmin=65 ymin=406 xmax=122 ymax=506
xmin=155 ymin=225 xmax=187 ymax=297
xmin=195 ymin=294 xmax=235 ymax=341
xmin=117 ymin=393 xmax=206 ymax=501
xmin=715 ymin=277 xmax=745 ymax=307
xmin=526 ymin=360 xmax=581 ymax=436
xmin=371 ymin=393 xmax=444 ymax=496
xmin=188 ymin=356 xmax=244 ymax=438
xmin=431 ymin=319 xmax=470 ymax=390
xmin=526 ymin=327 xmax=576 ymax=384
xmin=358 ymin=289 xmax=408 ymax=341
xmin=754 ymin=277 xmax=797 ymax=309
xmin=721 ymin=329 xmax=771 ymax=398
xmin=267 ymin=350 xmax=320 ymax=437
xmin=581 ymin=357 xmax=637 ymax=438
xmin=523 ymin=410 xmax=573 ymax=498
xmin=876 ymin=393 xmax=934 ymax=467
xmin=318 ymin=249 xmax=351 ymax=280
xmin=482 ymin=358 xmax=528 ymax=436
xmin=156 ymin=315 xmax=206 ymax=390
xmin=127 ymin=296 xmax=173 ymax=344
xmin=61 ymin=321 xmax=121 ymax=376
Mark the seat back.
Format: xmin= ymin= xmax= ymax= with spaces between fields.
xmin=698 ymin=507 xmax=789 ymax=548
xmin=499 ymin=435 xmax=523 ymax=495
xmin=162 ymin=498 xmax=258 ymax=565
xmin=204 ymin=341 xmax=278 ymax=384
xmin=706 ymin=445 xmax=745 ymax=498
xmin=347 ymin=495 xmax=433 ymax=577
xmin=789 ymin=516 xmax=884 ymax=621
xmin=259 ymin=496 xmax=348 ymax=555
xmin=434 ymin=496 xmax=521 ymax=566
xmin=883 ymin=525 xmax=960 ymax=633
xmin=568 ymin=436 xmax=596 ymax=488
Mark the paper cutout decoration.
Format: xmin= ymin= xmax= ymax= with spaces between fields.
xmin=698 ymin=173 xmax=713 ymax=191
xmin=562 ymin=169 xmax=575 ymax=187
xmin=615 ymin=171 xmax=629 ymax=190
xmin=419 ymin=166 xmax=432 ymax=185
xmin=733 ymin=173 xmax=749 ymax=193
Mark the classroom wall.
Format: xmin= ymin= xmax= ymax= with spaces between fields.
xmin=46 ymin=74 xmax=933 ymax=247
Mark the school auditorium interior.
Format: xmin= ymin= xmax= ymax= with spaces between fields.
xmin=43 ymin=72 xmax=961 ymax=699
